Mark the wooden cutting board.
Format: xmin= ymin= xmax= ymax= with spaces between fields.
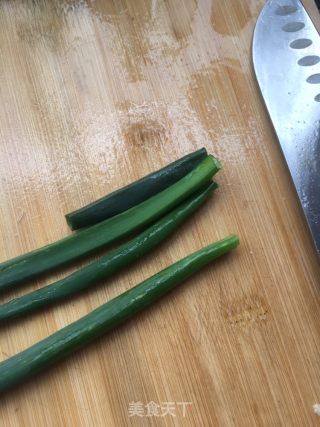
xmin=0 ymin=1 xmax=319 ymax=425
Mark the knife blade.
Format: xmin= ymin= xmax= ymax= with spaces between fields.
xmin=253 ymin=0 xmax=320 ymax=255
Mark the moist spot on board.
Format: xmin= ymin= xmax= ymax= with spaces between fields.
xmin=122 ymin=120 xmax=167 ymax=149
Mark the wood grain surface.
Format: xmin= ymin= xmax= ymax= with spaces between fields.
xmin=0 ymin=0 xmax=319 ymax=425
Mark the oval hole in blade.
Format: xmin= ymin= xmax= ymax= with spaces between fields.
xmin=298 ymin=56 xmax=320 ymax=66
xmin=275 ymin=5 xmax=297 ymax=15
xmin=315 ymin=94 xmax=320 ymax=102
xmin=307 ymin=74 xmax=320 ymax=84
xmin=290 ymin=38 xmax=313 ymax=49
xmin=282 ymin=22 xmax=305 ymax=32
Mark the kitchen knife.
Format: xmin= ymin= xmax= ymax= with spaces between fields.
xmin=253 ymin=0 xmax=320 ymax=255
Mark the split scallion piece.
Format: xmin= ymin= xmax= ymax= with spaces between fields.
xmin=0 ymin=155 xmax=220 ymax=291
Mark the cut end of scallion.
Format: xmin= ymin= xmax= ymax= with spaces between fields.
xmin=65 ymin=214 xmax=73 ymax=229
xmin=226 ymin=234 xmax=240 ymax=249
xmin=211 ymin=155 xmax=222 ymax=172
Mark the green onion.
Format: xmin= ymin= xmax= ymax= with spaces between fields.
xmin=0 ymin=155 xmax=220 ymax=292
xmin=0 ymin=234 xmax=239 ymax=393
xmin=66 ymin=148 xmax=208 ymax=230
xmin=0 ymin=182 xmax=217 ymax=320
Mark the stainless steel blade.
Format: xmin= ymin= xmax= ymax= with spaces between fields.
xmin=253 ymin=0 xmax=320 ymax=255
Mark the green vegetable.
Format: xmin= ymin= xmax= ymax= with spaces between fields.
xmin=0 ymin=182 xmax=217 ymax=320
xmin=0 ymin=155 xmax=220 ymax=292
xmin=0 ymin=234 xmax=239 ymax=393
xmin=66 ymin=148 xmax=208 ymax=230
